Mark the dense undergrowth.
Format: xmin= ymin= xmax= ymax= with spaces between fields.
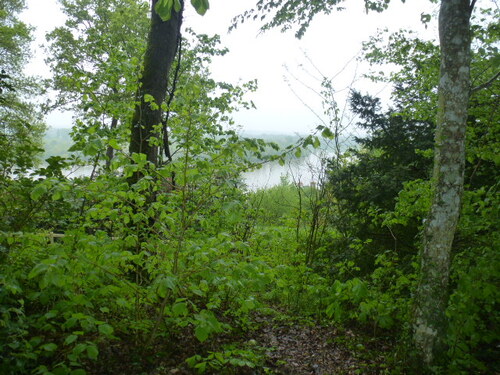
xmin=1 ymin=136 xmax=498 ymax=374
xmin=1 ymin=1 xmax=499 ymax=374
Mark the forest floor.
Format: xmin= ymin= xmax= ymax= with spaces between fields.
xmin=240 ymin=313 xmax=394 ymax=375
xmin=93 ymin=310 xmax=395 ymax=375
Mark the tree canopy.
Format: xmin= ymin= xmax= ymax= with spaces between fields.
xmin=0 ymin=0 xmax=45 ymax=173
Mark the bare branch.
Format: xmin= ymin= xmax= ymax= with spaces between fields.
xmin=471 ymin=70 xmax=500 ymax=94
xmin=470 ymin=0 xmax=477 ymax=13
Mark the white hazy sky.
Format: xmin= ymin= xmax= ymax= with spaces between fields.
xmin=21 ymin=0 xmax=438 ymax=133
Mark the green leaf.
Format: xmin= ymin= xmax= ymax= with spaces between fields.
xmin=64 ymin=335 xmax=78 ymax=346
xmin=52 ymin=190 xmax=62 ymax=201
xmin=191 ymin=0 xmax=209 ymax=16
xmin=72 ymin=343 xmax=87 ymax=355
xmin=84 ymin=139 xmax=103 ymax=156
xmin=195 ymin=362 xmax=207 ymax=373
xmin=31 ymin=184 xmax=48 ymax=201
xmin=131 ymin=152 xmax=147 ymax=164
xmin=325 ymin=302 xmax=342 ymax=322
xmin=303 ymin=135 xmax=313 ymax=147
xmin=240 ymin=298 xmax=255 ymax=312
xmin=70 ymin=369 xmax=87 ymax=375
xmin=45 ymin=310 xmax=58 ymax=319
xmin=98 ymin=324 xmax=114 ymax=336
xmin=53 ymin=366 xmax=70 ymax=375
xmin=42 ymin=343 xmax=58 ymax=352
xmin=420 ymin=13 xmax=432 ymax=26
xmin=195 ymin=325 xmax=210 ymax=342
xmin=157 ymin=276 xmax=177 ymax=298
xmin=173 ymin=0 xmax=182 ymax=12
xmin=155 ymin=0 xmax=174 ymax=21
xmin=86 ymin=344 xmax=99 ymax=360
xmin=28 ymin=263 xmax=48 ymax=279
xmin=377 ymin=314 xmax=394 ymax=329
xmin=350 ymin=278 xmax=368 ymax=301
xmin=321 ymin=127 xmax=334 ymax=139
xmin=164 ymin=276 xmax=177 ymax=290
xmin=108 ymin=139 xmax=120 ymax=150
xmin=294 ymin=148 xmax=302 ymax=158
xmin=144 ymin=93 xmax=155 ymax=103
xmin=172 ymin=302 xmax=188 ymax=317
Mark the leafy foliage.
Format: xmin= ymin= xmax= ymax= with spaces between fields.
xmin=0 ymin=0 xmax=45 ymax=173
xmin=1 ymin=1 xmax=499 ymax=374
xmin=45 ymin=0 xmax=150 ymax=167
xmin=155 ymin=0 xmax=210 ymax=21
xmin=232 ymin=0 xmax=395 ymax=39
xmin=322 ymin=91 xmax=433 ymax=273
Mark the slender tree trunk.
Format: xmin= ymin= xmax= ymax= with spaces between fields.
xmin=105 ymin=117 xmax=118 ymax=170
xmin=129 ymin=0 xmax=183 ymax=175
xmin=413 ymin=0 xmax=472 ymax=368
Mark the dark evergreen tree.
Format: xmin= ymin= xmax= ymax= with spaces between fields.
xmin=326 ymin=91 xmax=434 ymax=270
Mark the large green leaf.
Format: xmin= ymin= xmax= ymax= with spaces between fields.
xmin=191 ymin=0 xmax=209 ymax=16
xmin=155 ymin=0 xmax=174 ymax=21
xmin=98 ymin=323 xmax=114 ymax=336
xmin=86 ymin=344 xmax=99 ymax=360
xmin=195 ymin=325 xmax=210 ymax=342
xmin=155 ymin=0 xmax=191 ymax=21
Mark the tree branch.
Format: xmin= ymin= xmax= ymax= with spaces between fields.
xmin=469 ymin=0 xmax=477 ymax=13
xmin=471 ymin=70 xmax=500 ymax=94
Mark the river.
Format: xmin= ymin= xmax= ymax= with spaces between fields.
xmin=242 ymin=153 xmax=328 ymax=190
xmin=57 ymin=152 xmax=329 ymax=191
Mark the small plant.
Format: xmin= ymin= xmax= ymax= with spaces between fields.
xmin=186 ymin=346 xmax=265 ymax=374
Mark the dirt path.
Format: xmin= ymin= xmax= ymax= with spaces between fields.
xmin=252 ymin=318 xmax=392 ymax=375
xmin=102 ymin=314 xmax=394 ymax=374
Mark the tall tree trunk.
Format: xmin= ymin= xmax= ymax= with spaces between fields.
xmin=413 ymin=0 xmax=472 ymax=368
xmin=129 ymin=0 xmax=183 ymax=175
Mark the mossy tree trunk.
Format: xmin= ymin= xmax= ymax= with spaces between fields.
xmin=413 ymin=0 xmax=473 ymax=368
xmin=129 ymin=0 xmax=183 ymax=175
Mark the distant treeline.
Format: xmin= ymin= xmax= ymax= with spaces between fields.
xmin=42 ymin=128 xmax=343 ymax=162
xmin=43 ymin=128 xmax=73 ymax=159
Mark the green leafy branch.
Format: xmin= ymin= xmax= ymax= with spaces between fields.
xmin=155 ymin=0 xmax=210 ymax=22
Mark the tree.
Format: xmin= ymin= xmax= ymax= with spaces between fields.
xmin=47 ymin=0 xmax=210 ymax=173
xmin=325 ymin=91 xmax=434 ymax=272
xmin=240 ymin=0 xmax=494 ymax=370
xmin=0 ymin=0 xmax=45 ymax=173
xmin=128 ymin=0 xmax=212 ymax=179
xmin=128 ymin=0 xmax=184 ymax=171
xmin=412 ymin=0 xmax=474 ymax=367
xmin=352 ymin=10 xmax=498 ymax=371
xmin=46 ymin=0 xmax=150 ymax=169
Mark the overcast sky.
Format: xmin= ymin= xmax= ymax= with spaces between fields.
xmin=21 ymin=0 xmax=438 ymax=134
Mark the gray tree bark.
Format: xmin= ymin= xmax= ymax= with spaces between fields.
xmin=413 ymin=0 xmax=473 ymax=369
